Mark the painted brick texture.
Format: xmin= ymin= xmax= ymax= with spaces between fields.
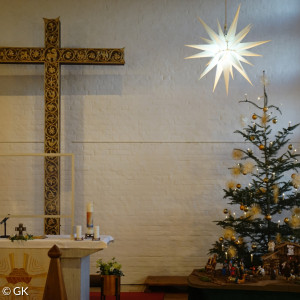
xmin=0 ymin=0 xmax=300 ymax=284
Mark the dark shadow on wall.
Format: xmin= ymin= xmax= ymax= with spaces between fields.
xmin=0 ymin=73 xmax=123 ymax=234
xmin=0 ymin=75 xmax=123 ymax=95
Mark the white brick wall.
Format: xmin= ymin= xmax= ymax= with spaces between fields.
xmin=0 ymin=0 xmax=300 ymax=283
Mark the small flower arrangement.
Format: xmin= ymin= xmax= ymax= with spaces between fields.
xmin=96 ymin=257 xmax=124 ymax=276
xmin=9 ymin=234 xmax=34 ymax=242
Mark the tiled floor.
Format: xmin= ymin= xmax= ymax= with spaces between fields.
xmin=90 ymin=285 xmax=188 ymax=300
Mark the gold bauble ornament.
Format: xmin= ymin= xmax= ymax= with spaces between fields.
xmin=219 ymin=237 xmax=224 ymax=242
xmin=284 ymin=217 xmax=289 ymax=224
xmin=240 ymin=204 xmax=245 ymax=210
xmin=252 ymin=114 xmax=257 ymax=120
xmin=231 ymin=236 xmax=236 ymax=241
xmin=291 ymin=173 xmax=296 ymax=179
xmin=243 ymin=206 xmax=249 ymax=212
xmin=263 ymin=107 xmax=268 ymax=112
xmin=288 ymin=144 xmax=293 ymax=150
xmin=250 ymin=136 xmax=255 ymax=141
xmin=272 ymin=119 xmax=277 ymax=124
xmin=251 ymin=243 xmax=257 ymax=250
xmin=223 ymin=208 xmax=228 ymax=214
xmin=236 ymin=183 xmax=241 ymax=189
xmin=265 ymin=214 xmax=272 ymax=221
xmin=263 ymin=177 xmax=269 ymax=183
xmin=259 ymin=144 xmax=265 ymax=150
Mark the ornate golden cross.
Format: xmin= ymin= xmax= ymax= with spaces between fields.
xmin=0 ymin=18 xmax=125 ymax=234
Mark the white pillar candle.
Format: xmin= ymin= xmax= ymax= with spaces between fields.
xmin=87 ymin=202 xmax=93 ymax=212
xmin=87 ymin=202 xmax=94 ymax=235
xmin=76 ymin=225 xmax=82 ymax=239
xmin=94 ymin=226 xmax=100 ymax=239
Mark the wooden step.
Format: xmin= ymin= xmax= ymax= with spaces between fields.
xmin=90 ymin=274 xmax=101 ymax=287
xmin=144 ymin=276 xmax=188 ymax=293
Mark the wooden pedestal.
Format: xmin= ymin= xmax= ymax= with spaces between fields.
xmin=100 ymin=275 xmax=121 ymax=300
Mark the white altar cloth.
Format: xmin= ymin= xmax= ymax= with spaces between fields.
xmin=0 ymin=235 xmax=114 ymax=300
xmin=0 ymin=235 xmax=113 ymax=249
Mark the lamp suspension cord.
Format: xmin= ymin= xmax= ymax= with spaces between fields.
xmin=263 ymin=70 xmax=268 ymax=107
xmin=224 ymin=0 xmax=228 ymax=34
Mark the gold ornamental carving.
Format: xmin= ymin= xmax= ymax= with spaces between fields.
xmin=0 ymin=18 xmax=125 ymax=234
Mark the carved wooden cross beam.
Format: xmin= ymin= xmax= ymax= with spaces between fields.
xmin=0 ymin=18 xmax=125 ymax=234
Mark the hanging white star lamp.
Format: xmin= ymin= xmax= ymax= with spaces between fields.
xmin=185 ymin=4 xmax=270 ymax=94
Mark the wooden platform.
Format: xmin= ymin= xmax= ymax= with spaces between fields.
xmin=144 ymin=276 xmax=188 ymax=293
xmin=90 ymin=275 xmax=101 ymax=287
xmin=188 ymin=269 xmax=300 ymax=300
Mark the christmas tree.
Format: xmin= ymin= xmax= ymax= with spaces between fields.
xmin=210 ymin=72 xmax=300 ymax=266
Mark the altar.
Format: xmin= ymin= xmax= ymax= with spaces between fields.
xmin=0 ymin=235 xmax=113 ymax=300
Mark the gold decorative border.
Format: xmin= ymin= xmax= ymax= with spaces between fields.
xmin=0 ymin=47 xmax=124 ymax=64
xmin=43 ymin=18 xmax=60 ymax=234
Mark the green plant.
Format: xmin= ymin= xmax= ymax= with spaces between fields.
xmin=96 ymin=257 xmax=124 ymax=276
xmin=9 ymin=234 xmax=34 ymax=242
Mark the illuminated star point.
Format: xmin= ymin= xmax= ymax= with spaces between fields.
xmin=185 ymin=5 xmax=270 ymax=94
